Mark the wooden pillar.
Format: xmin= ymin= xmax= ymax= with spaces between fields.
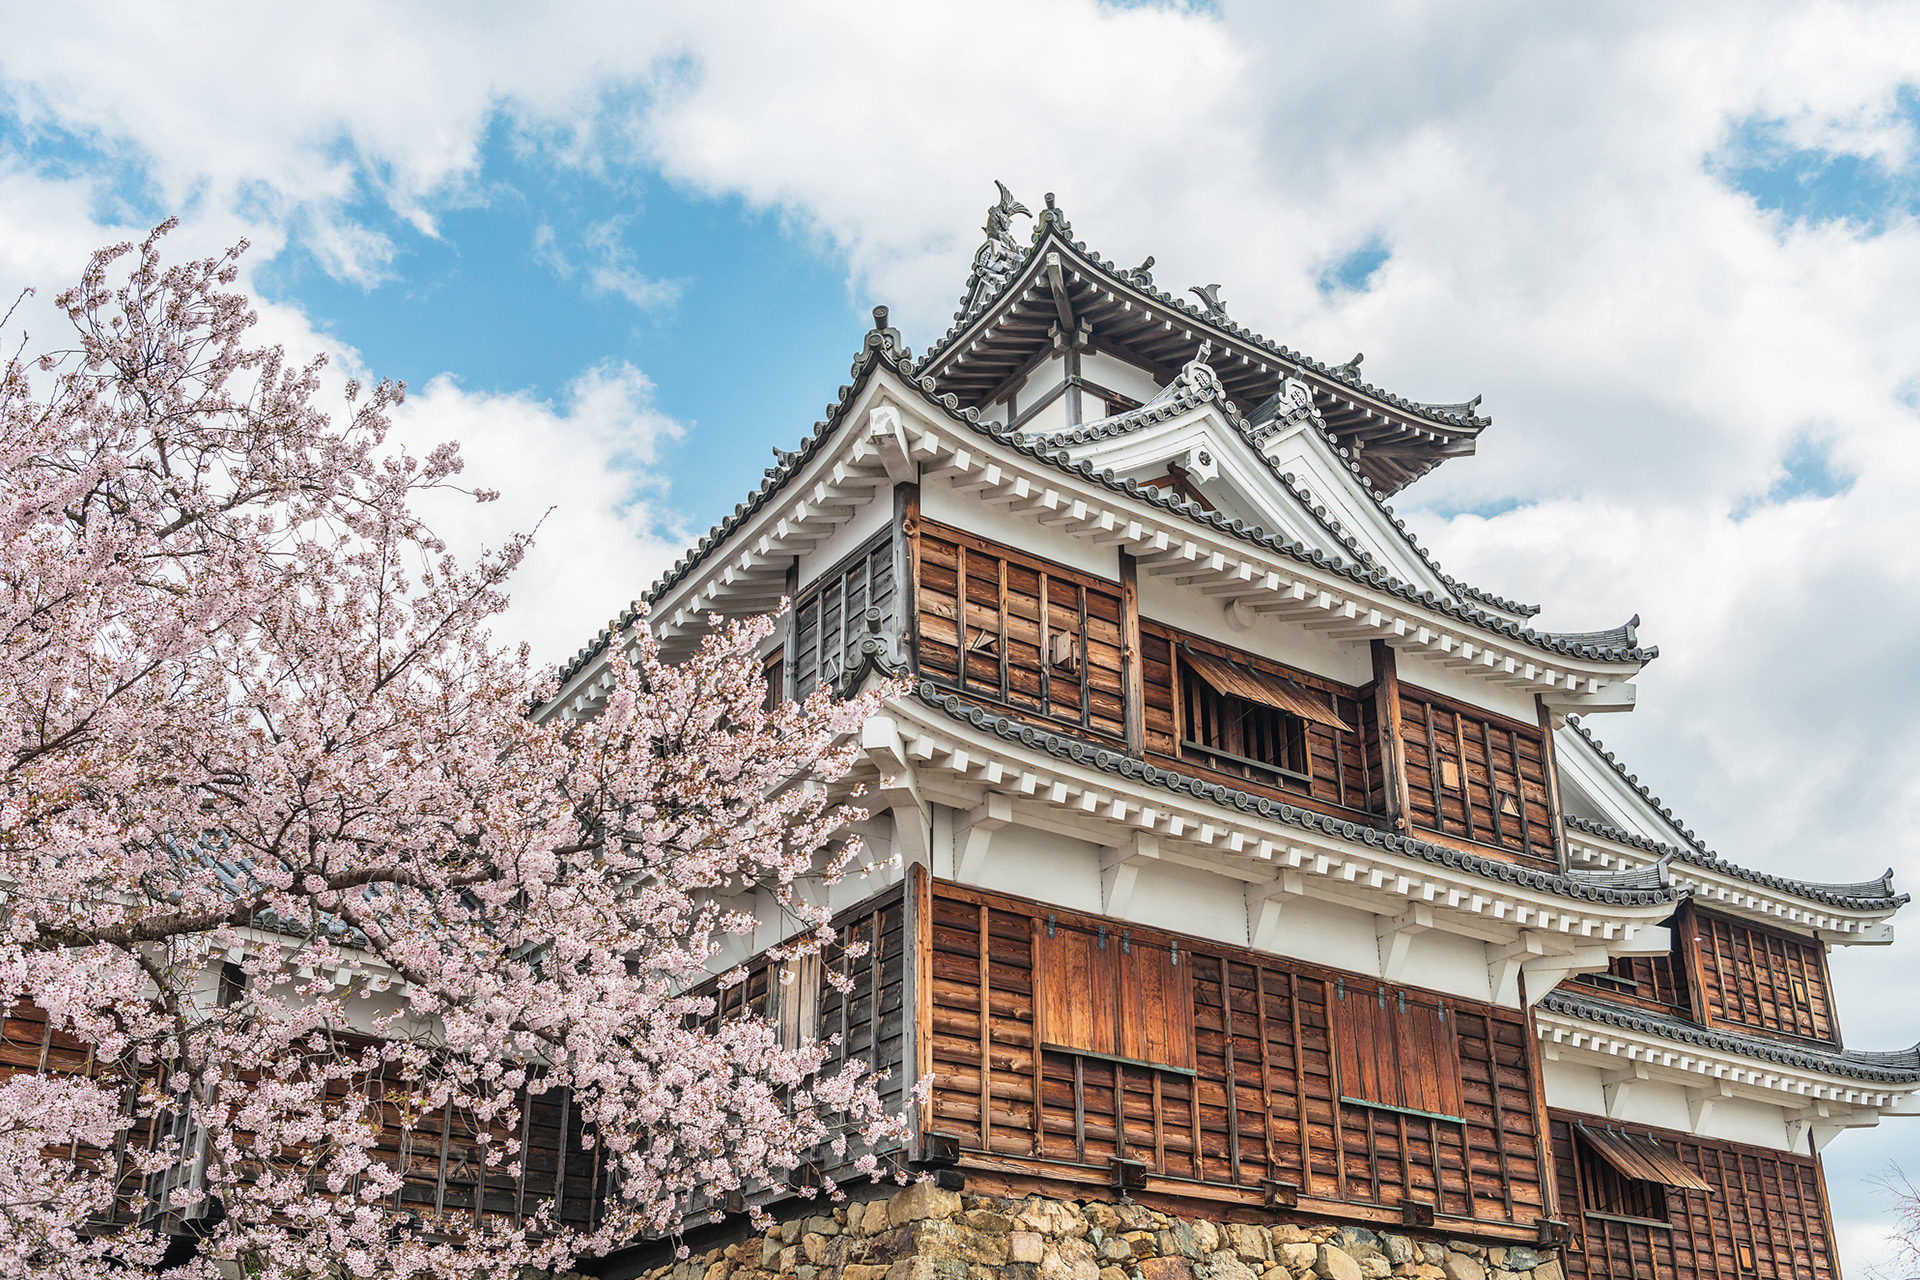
xmin=905 ymin=862 xmax=933 ymax=1161
xmin=1119 ymin=551 xmax=1145 ymax=755
xmin=782 ymin=559 xmax=800 ymax=701
xmin=1369 ymin=641 xmax=1412 ymax=833
xmin=893 ymin=482 xmax=921 ymax=674
xmin=1533 ymin=696 xmax=1571 ymax=872
xmin=1517 ymin=969 xmax=1563 ymax=1234
xmin=1676 ymin=899 xmax=1711 ymax=1026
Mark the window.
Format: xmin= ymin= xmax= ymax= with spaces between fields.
xmin=1334 ymin=980 xmax=1463 ymax=1120
xmin=1036 ymin=919 xmax=1194 ymax=1071
xmin=1573 ymin=1124 xmax=1709 ymax=1227
xmin=914 ymin=523 xmax=1127 ymax=740
xmin=762 ymin=647 xmax=785 ymax=713
xmin=793 ymin=535 xmax=895 ymax=699
xmin=1177 ymin=647 xmax=1352 ymax=785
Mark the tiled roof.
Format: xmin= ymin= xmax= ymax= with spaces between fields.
xmin=1541 ymin=986 xmax=1920 ymax=1085
xmin=919 ymin=195 xmax=1492 ymax=435
xmin=1563 ymin=720 xmax=1907 ymax=913
xmin=912 ymin=681 xmax=1675 ymax=909
xmin=1026 ymin=350 xmax=1543 ymax=621
xmin=552 ymin=315 xmax=1656 ymax=695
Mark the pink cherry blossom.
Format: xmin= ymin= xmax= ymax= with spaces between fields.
xmin=0 ymin=224 xmax=904 ymax=1277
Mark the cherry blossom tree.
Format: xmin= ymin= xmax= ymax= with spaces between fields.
xmin=0 ymin=224 xmax=904 ymax=1278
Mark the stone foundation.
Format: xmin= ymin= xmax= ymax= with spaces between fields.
xmin=630 ymin=1186 xmax=1562 ymax=1280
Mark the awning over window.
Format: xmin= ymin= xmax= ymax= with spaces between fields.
xmin=1182 ymin=650 xmax=1355 ymax=733
xmin=1576 ymin=1124 xmax=1713 ymax=1192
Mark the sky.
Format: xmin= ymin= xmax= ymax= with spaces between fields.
xmin=2 ymin=0 xmax=1918 ymax=1269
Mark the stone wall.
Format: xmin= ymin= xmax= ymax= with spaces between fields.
xmin=625 ymin=1185 xmax=1562 ymax=1280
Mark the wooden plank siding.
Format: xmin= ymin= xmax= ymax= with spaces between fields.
xmin=926 ymin=880 xmax=1551 ymax=1237
xmin=1571 ymin=952 xmax=1693 ymax=1018
xmin=1139 ymin=625 xmax=1381 ymax=822
xmin=1550 ymin=1111 xmax=1838 ymax=1280
xmin=913 ymin=520 xmax=1127 ymax=742
xmin=1686 ymin=907 xmax=1840 ymax=1046
xmin=793 ymin=532 xmax=896 ymax=699
xmin=1397 ymin=685 xmax=1556 ymax=869
xmin=0 ymin=999 xmax=609 ymax=1239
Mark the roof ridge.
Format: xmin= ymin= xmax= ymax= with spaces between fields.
xmin=918 ymin=187 xmax=1492 ymax=434
xmin=1563 ymin=811 xmax=1906 ymax=912
xmin=1540 ymin=986 xmax=1920 ymax=1084
xmin=911 ymin=681 xmax=1675 ymax=909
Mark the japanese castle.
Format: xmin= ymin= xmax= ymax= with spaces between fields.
xmin=542 ymin=186 xmax=1917 ymax=1280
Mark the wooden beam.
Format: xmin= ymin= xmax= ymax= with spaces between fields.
xmin=1045 ymin=252 xmax=1075 ymax=334
xmin=1534 ymin=696 xmax=1571 ymax=871
xmin=1119 ymin=551 xmax=1145 ymax=755
xmin=1371 ymin=641 xmax=1413 ymax=834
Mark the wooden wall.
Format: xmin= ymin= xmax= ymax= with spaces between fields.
xmin=1139 ymin=624 xmax=1381 ymax=820
xmin=1397 ymin=685 xmax=1555 ymax=869
xmin=1549 ymin=1112 xmax=1838 ymax=1280
xmin=913 ymin=520 xmax=1127 ymax=743
xmin=1686 ymin=907 xmax=1838 ymax=1045
xmin=793 ymin=532 xmax=896 ymax=699
xmin=924 ymin=880 xmax=1551 ymax=1239
xmin=0 ymin=998 xmax=607 ymax=1238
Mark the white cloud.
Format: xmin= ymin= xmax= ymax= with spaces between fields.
xmin=6 ymin=0 xmax=1920 ymax=1257
xmin=535 ymin=216 xmax=686 ymax=312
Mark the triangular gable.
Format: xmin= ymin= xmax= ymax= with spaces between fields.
xmin=1023 ymin=344 xmax=1466 ymax=604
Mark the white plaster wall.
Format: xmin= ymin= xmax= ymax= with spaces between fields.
xmin=1395 ymin=928 xmax=1498 ymax=1004
xmin=1080 ymin=351 xmax=1162 ymax=407
xmin=798 ymin=490 xmax=895 ymax=592
xmin=1021 ymin=392 xmax=1073 ymax=437
xmin=1123 ymin=859 xmax=1250 ymax=946
xmin=1543 ymin=1057 xmax=1799 ymax=1152
xmin=969 ymin=823 xmax=1103 ymax=915
xmin=1137 ymin=570 xmax=1373 ymax=688
xmin=921 ymin=475 xmax=1120 ymax=582
xmin=1395 ymin=645 xmax=1540 ymax=724
xmin=1245 ymin=894 xmax=1385 ymax=979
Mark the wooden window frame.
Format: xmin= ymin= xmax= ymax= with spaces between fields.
xmin=1333 ymin=978 xmax=1466 ymax=1123
xmin=793 ymin=532 xmax=894 ymax=699
xmin=1036 ymin=916 xmax=1196 ymax=1074
xmin=1177 ymin=662 xmax=1312 ymax=785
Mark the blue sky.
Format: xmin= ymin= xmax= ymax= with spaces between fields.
xmin=4 ymin=3 xmax=1920 ymax=1270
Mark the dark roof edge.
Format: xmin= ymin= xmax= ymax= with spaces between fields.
xmin=918 ymin=203 xmax=1493 ymax=436
xmin=1561 ymin=723 xmax=1907 ymax=914
xmin=1540 ymin=987 xmax=1920 ymax=1084
xmin=1037 ymin=354 xmax=1542 ymax=621
xmin=909 ymin=681 xmax=1675 ymax=909
xmin=553 ymin=314 xmax=1655 ymax=696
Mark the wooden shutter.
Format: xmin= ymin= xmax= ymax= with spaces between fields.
xmin=1037 ymin=921 xmax=1194 ymax=1070
xmin=1118 ymin=938 xmax=1195 ymax=1070
xmin=1037 ymin=922 xmax=1118 ymax=1057
xmin=1337 ymin=982 xmax=1463 ymax=1118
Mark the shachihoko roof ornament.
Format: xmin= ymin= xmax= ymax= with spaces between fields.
xmin=1189 ymin=283 xmax=1227 ymax=320
xmin=966 ymin=181 xmax=1031 ymax=310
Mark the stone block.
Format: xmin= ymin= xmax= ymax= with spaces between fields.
xmin=1018 ymin=1197 xmax=1088 ymax=1238
xmin=1272 ymin=1225 xmax=1314 ymax=1245
xmin=1098 ymin=1237 xmax=1134 ymax=1263
xmin=1011 ymin=1233 xmax=1046 ymax=1264
xmin=1312 ymin=1246 xmax=1362 ymax=1280
xmin=801 ymin=1234 xmax=827 ymax=1265
xmin=1529 ymin=1263 xmax=1562 ymax=1280
xmin=1190 ymin=1221 xmax=1221 ymax=1255
xmin=702 ymin=1263 xmax=729 ymax=1280
xmin=1225 ymin=1224 xmax=1272 ymax=1263
xmin=1138 ymin=1258 xmax=1196 ymax=1280
xmin=1098 ymin=1269 xmax=1128 ymax=1280
xmin=862 ymin=1200 xmax=893 ymax=1236
xmin=1380 ymin=1235 xmax=1415 ymax=1266
xmin=1440 ymin=1256 xmax=1484 ymax=1280
xmin=1500 ymin=1248 xmax=1540 ymax=1272
xmin=890 ymin=1183 xmax=962 ymax=1226
xmin=1334 ymin=1229 xmax=1381 ymax=1261
xmin=1277 ymin=1242 xmax=1319 ymax=1270
xmin=962 ymin=1210 xmax=1014 ymax=1233
xmin=1358 ymin=1258 xmax=1390 ymax=1279
xmin=1195 ymin=1252 xmax=1257 ymax=1280
xmin=762 ymin=1238 xmax=783 ymax=1268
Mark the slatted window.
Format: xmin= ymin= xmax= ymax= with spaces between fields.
xmin=1036 ymin=919 xmax=1194 ymax=1071
xmin=1334 ymin=980 xmax=1464 ymax=1120
xmin=1550 ymin=1111 xmax=1838 ymax=1280
xmin=1398 ymin=686 xmax=1554 ymax=866
xmin=793 ymin=534 xmax=895 ymax=699
xmin=1691 ymin=910 xmax=1836 ymax=1044
xmin=1141 ymin=627 xmax=1377 ymax=815
xmin=913 ymin=522 xmax=1126 ymax=740
xmin=1577 ymin=1134 xmax=1672 ymax=1225
xmin=1574 ymin=952 xmax=1690 ymax=1015
xmin=762 ymin=647 xmax=785 ymax=713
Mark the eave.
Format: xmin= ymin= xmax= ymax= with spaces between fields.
xmin=862 ymin=684 xmax=1676 ymax=1006
xmin=1567 ymin=821 xmax=1901 ymax=945
xmin=918 ymin=219 xmax=1488 ymax=498
xmin=1537 ymin=989 xmax=1920 ymax=1149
